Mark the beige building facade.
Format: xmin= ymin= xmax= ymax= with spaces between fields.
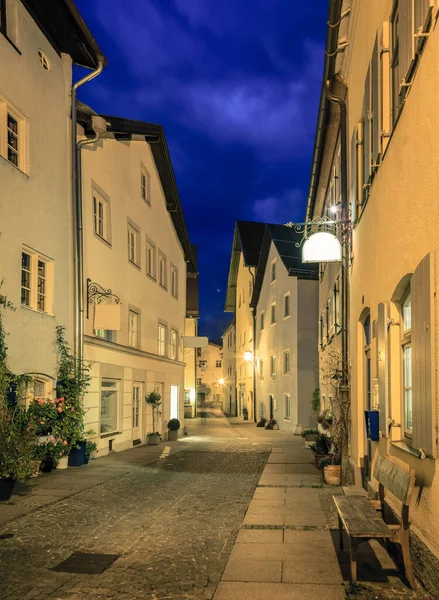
xmin=196 ymin=342 xmax=224 ymax=407
xmin=0 ymin=1 xmax=101 ymax=398
xmin=221 ymin=320 xmax=237 ymax=416
xmin=309 ymin=0 xmax=439 ymax=591
xmin=251 ymin=225 xmax=319 ymax=433
xmin=183 ymin=245 xmax=200 ymax=418
xmin=77 ymin=108 xmax=196 ymax=455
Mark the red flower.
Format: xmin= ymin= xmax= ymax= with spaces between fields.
xmin=57 ymin=407 xmax=63 ymax=413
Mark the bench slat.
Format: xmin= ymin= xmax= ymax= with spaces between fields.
xmin=334 ymin=496 xmax=393 ymax=538
xmin=373 ymin=455 xmax=412 ymax=504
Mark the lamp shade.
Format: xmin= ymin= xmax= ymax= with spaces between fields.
xmin=302 ymin=231 xmax=342 ymax=263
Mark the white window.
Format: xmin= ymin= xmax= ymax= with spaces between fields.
xmin=170 ymin=329 xmax=178 ymax=360
xmin=93 ymin=190 xmax=111 ymax=243
xmin=21 ymin=249 xmax=53 ymax=313
xmin=132 ymin=384 xmax=141 ymax=428
xmin=127 ymin=222 xmax=140 ymax=266
xmin=283 ymin=350 xmax=291 ymax=375
xmin=401 ymin=289 xmax=412 ymax=435
xmin=158 ymin=252 xmax=167 ymax=289
xmin=100 ymin=380 xmax=119 ymax=434
xmin=270 ymin=355 xmax=276 ymax=377
xmin=0 ymin=100 xmax=26 ymax=172
xmin=259 ymin=359 xmax=264 ymax=379
xmin=260 ymin=311 xmax=265 ymax=331
xmin=271 ymin=302 xmax=276 ymax=324
xmin=271 ymin=259 xmax=276 ymax=282
xmin=38 ymin=49 xmax=50 ymax=71
xmin=171 ymin=265 xmax=178 ymax=298
xmin=141 ymin=165 xmax=151 ymax=204
xmin=196 ymin=378 xmax=202 ymax=385
xmin=158 ymin=323 xmax=167 ymax=356
xmin=146 ymin=239 xmax=156 ymax=279
xmin=94 ymin=329 xmax=114 ymax=342
xmin=284 ymin=394 xmax=291 ymax=419
xmin=128 ymin=310 xmax=139 ymax=348
xmin=216 ymin=360 xmax=222 ymax=368
xmin=284 ymin=293 xmax=291 ymax=318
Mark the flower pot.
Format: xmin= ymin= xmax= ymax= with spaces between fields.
xmin=58 ymin=456 xmax=69 ymax=469
xmin=324 ymin=465 xmax=341 ymax=485
xmin=39 ymin=459 xmax=55 ymax=473
xmin=31 ymin=460 xmax=41 ymax=478
xmin=68 ymin=441 xmax=86 ymax=467
xmin=167 ymin=430 xmax=178 ymax=441
xmin=314 ymin=453 xmax=332 ymax=469
xmin=84 ymin=454 xmax=89 ymax=465
xmin=148 ymin=434 xmax=160 ymax=445
xmin=0 ymin=478 xmax=16 ymax=501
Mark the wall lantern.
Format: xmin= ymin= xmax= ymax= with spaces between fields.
xmin=244 ymin=351 xmax=253 ymax=362
xmin=302 ymin=231 xmax=342 ymax=263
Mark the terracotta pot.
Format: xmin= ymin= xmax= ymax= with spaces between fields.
xmin=148 ymin=434 xmax=160 ymax=445
xmin=324 ymin=465 xmax=341 ymax=485
xmin=167 ymin=430 xmax=178 ymax=441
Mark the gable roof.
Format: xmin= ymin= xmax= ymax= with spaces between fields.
xmin=224 ymin=221 xmax=267 ymax=312
xmin=250 ymin=224 xmax=318 ymax=309
xmin=22 ymin=0 xmax=105 ymax=68
xmin=77 ymin=107 xmax=196 ymax=272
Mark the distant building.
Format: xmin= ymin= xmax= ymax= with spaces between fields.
xmin=221 ymin=319 xmax=236 ymax=416
xmin=196 ymin=342 xmax=224 ymax=408
xmin=250 ymin=225 xmax=319 ymax=432
xmin=184 ymin=245 xmax=200 ymax=418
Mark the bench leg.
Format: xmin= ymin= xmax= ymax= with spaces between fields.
xmin=338 ymin=515 xmax=344 ymax=550
xmin=400 ymin=531 xmax=416 ymax=590
xmin=350 ymin=538 xmax=359 ymax=582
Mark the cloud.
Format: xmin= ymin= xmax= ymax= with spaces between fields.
xmin=253 ymin=189 xmax=304 ymax=224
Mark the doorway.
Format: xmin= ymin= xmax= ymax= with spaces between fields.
xmin=269 ymin=395 xmax=274 ymax=420
xmin=170 ymin=385 xmax=179 ymax=420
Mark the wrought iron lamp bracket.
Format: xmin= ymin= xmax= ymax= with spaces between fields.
xmin=284 ymin=216 xmax=351 ymax=248
xmin=86 ymin=278 xmax=121 ymax=319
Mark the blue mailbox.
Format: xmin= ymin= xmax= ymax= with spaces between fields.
xmin=365 ymin=410 xmax=379 ymax=441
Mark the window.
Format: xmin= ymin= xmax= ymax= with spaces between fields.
xmin=132 ymin=384 xmax=141 ymax=429
xmin=21 ymin=249 xmax=52 ymax=313
xmin=259 ymin=359 xmax=264 ymax=379
xmin=0 ymin=0 xmax=6 ymax=36
xmin=7 ymin=112 xmax=18 ymax=166
xmin=196 ymin=348 xmax=202 ymax=357
xmin=283 ymin=350 xmax=291 ymax=375
xmin=170 ymin=329 xmax=178 ymax=360
xmin=158 ymin=324 xmax=167 ymax=356
xmin=284 ymin=394 xmax=291 ymax=419
xmin=0 ymin=100 xmax=26 ymax=171
xmin=284 ymin=293 xmax=291 ymax=318
xmin=128 ymin=310 xmax=139 ymax=348
xmin=146 ymin=239 xmax=156 ymax=279
xmin=100 ymin=380 xmax=119 ymax=434
xmin=249 ymin=279 xmax=253 ymax=298
xmin=93 ymin=190 xmax=110 ymax=243
xmin=196 ymin=378 xmax=202 ymax=386
xmin=271 ymin=260 xmax=276 ymax=282
xmin=158 ymin=252 xmax=167 ymax=289
xmin=216 ymin=360 xmax=222 ymax=368
xmin=401 ymin=289 xmax=412 ymax=435
xmin=171 ymin=265 xmax=178 ymax=298
xmin=271 ymin=302 xmax=276 ymax=325
xmin=238 ymin=294 xmax=242 ymax=308
xmin=127 ymin=222 xmax=140 ymax=266
xmin=260 ymin=311 xmax=265 ymax=331
xmin=270 ymin=355 xmax=276 ymax=377
xmin=243 ymin=331 xmax=246 ymax=345
xmin=391 ymin=6 xmax=401 ymax=126
xmin=38 ymin=49 xmax=50 ymax=71
xmin=141 ymin=165 xmax=151 ymax=204
xmin=94 ymin=329 xmax=114 ymax=342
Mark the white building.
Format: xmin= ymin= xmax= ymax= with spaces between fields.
xmin=0 ymin=0 xmax=102 ymax=396
xmin=250 ymin=225 xmax=319 ymax=433
xmin=77 ymin=106 xmax=196 ymax=454
xmin=183 ymin=244 xmax=200 ymax=418
xmin=196 ymin=342 xmax=224 ymax=408
xmin=221 ymin=319 xmax=237 ymax=416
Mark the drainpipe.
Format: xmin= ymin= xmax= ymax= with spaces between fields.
xmin=247 ymin=267 xmax=257 ymax=423
xmin=71 ymin=59 xmax=104 ymax=369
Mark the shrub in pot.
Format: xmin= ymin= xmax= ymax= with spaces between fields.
xmin=300 ymin=427 xmax=319 ymax=442
xmin=84 ymin=439 xmax=98 ymax=464
xmin=242 ymin=407 xmax=249 ymax=420
xmin=167 ymin=418 xmax=180 ymax=441
xmin=309 ymin=433 xmax=332 ymax=469
xmin=147 ymin=432 xmax=161 ymax=445
xmin=320 ymin=457 xmax=341 ymax=485
xmin=256 ymin=416 xmax=267 ymax=428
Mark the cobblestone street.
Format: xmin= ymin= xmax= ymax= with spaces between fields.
xmin=0 ymin=419 xmax=271 ymax=600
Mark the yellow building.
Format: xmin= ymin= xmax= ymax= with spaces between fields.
xmin=222 ymin=319 xmax=237 ymax=416
xmin=308 ymin=0 xmax=439 ymax=591
xmin=196 ymin=342 xmax=224 ymax=408
xmin=183 ymin=245 xmax=200 ymax=419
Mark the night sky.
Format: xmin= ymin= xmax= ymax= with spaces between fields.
xmin=75 ymin=0 xmax=329 ymax=341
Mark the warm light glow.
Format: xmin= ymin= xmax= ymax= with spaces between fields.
xmin=302 ymin=231 xmax=342 ymax=263
xmin=218 ymin=378 xmax=225 ymax=385
xmin=189 ymin=388 xmax=196 ymax=402
xmin=244 ymin=351 xmax=253 ymax=362
xmin=330 ymin=205 xmax=338 ymax=215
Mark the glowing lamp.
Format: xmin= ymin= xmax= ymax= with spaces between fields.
xmin=244 ymin=351 xmax=253 ymax=362
xmin=219 ymin=378 xmax=225 ymax=385
xmin=302 ymin=231 xmax=342 ymax=263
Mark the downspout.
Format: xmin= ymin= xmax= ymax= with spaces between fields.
xmin=248 ymin=267 xmax=257 ymax=423
xmin=71 ymin=59 xmax=104 ymax=369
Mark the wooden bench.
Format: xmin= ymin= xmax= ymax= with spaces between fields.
xmin=334 ymin=454 xmax=416 ymax=589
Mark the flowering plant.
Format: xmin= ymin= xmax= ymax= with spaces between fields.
xmin=35 ymin=436 xmax=68 ymax=465
xmin=27 ymin=396 xmax=84 ymax=453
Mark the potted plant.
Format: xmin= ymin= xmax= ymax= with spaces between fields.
xmin=167 ymin=418 xmax=180 ymax=441
xmin=84 ymin=440 xmax=98 ymax=464
xmin=242 ymin=406 xmax=249 ymax=420
xmin=0 ymin=401 xmax=38 ymax=500
xmin=317 ymin=409 xmax=334 ymax=431
xmin=300 ymin=427 xmax=319 ymax=442
xmin=145 ymin=390 xmax=162 ymax=444
xmin=256 ymin=416 xmax=267 ymax=428
xmin=265 ymin=418 xmax=278 ymax=430
xmin=35 ymin=436 xmax=67 ymax=472
xmin=320 ymin=457 xmax=341 ymax=485
xmin=309 ymin=433 xmax=332 ymax=469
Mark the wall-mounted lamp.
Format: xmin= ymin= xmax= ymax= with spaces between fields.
xmin=244 ymin=351 xmax=253 ymax=362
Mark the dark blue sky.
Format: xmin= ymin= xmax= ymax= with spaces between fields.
xmin=75 ymin=0 xmax=328 ymax=341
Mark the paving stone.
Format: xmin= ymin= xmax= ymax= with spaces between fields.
xmin=222 ymin=558 xmax=282 ymax=582
xmin=213 ymin=581 xmax=346 ymax=600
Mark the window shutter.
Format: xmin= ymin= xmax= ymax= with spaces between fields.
xmin=412 ymin=252 xmax=436 ymax=456
xmin=377 ymin=302 xmax=389 ymax=438
xmin=414 ymin=0 xmax=434 ymax=51
xmin=371 ymin=35 xmax=380 ymax=168
xmin=350 ymin=128 xmax=357 ymax=221
xmin=356 ymin=122 xmax=364 ymax=211
xmin=399 ymin=0 xmax=415 ymax=85
xmin=381 ymin=22 xmax=391 ymax=154
xmin=362 ymin=66 xmax=371 ymax=200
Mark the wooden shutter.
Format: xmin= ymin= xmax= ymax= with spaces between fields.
xmin=381 ymin=22 xmax=391 ymax=154
xmin=412 ymin=252 xmax=436 ymax=457
xmin=414 ymin=0 xmax=434 ymax=51
xmin=371 ymin=35 xmax=381 ymax=168
xmin=399 ymin=0 xmax=415 ymax=84
xmin=362 ymin=66 xmax=371 ymax=201
xmin=350 ymin=127 xmax=357 ymax=221
xmin=377 ymin=303 xmax=389 ymax=437
xmin=356 ymin=122 xmax=364 ymax=211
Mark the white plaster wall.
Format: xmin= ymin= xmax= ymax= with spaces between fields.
xmin=0 ymin=0 xmax=73 ymax=379
xmin=222 ymin=323 xmax=236 ymax=415
xmin=196 ymin=342 xmax=223 ymax=405
xmin=235 ymin=254 xmax=255 ymax=419
xmin=183 ymin=317 xmax=197 ymax=416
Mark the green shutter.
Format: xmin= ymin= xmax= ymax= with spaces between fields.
xmin=412 ymin=252 xmax=436 ymax=457
xmin=377 ymin=303 xmax=388 ymax=437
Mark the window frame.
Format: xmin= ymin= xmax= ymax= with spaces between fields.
xmin=283 ymin=349 xmax=291 ymax=375
xmin=271 ymin=259 xmax=276 ymax=283
xmin=132 ymin=383 xmax=141 ymax=429
xmin=128 ymin=309 xmax=140 ymax=349
xmin=260 ymin=310 xmax=265 ymax=331
xmin=127 ymin=220 xmax=141 ymax=268
xmin=146 ymin=237 xmax=157 ymax=281
xmin=259 ymin=358 xmax=264 ymax=379
xmin=21 ymin=248 xmax=53 ymax=314
xmin=170 ymin=329 xmax=178 ymax=360
xmin=400 ymin=287 xmax=412 ymax=438
xmin=270 ymin=355 xmax=276 ymax=377
xmin=141 ymin=164 xmax=151 ymax=205
xmin=100 ymin=379 xmax=119 ymax=435
xmin=158 ymin=251 xmax=167 ymax=290
xmin=283 ymin=292 xmax=291 ymax=319
xmin=158 ymin=323 xmax=167 ymax=356
xmin=0 ymin=99 xmax=27 ymax=172
xmin=170 ymin=264 xmax=178 ymax=298
xmin=92 ymin=185 xmax=112 ymax=245
xmin=270 ymin=302 xmax=276 ymax=325
xmin=284 ymin=393 xmax=291 ymax=420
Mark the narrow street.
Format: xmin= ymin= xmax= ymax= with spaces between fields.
xmin=0 ymin=417 xmax=431 ymax=600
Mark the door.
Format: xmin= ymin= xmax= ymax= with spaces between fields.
xmin=170 ymin=385 xmax=179 ymax=420
xmin=155 ymin=382 xmax=164 ymax=435
xmin=132 ymin=383 xmax=142 ymax=442
xmin=269 ymin=395 xmax=274 ymax=420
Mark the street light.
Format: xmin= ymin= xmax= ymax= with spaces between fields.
xmin=244 ymin=351 xmax=253 ymax=362
xmin=218 ymin=378 xmax=225 ymax=385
